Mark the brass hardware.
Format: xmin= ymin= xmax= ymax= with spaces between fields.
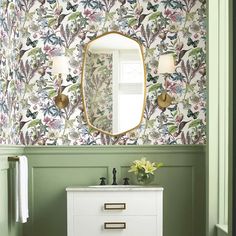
xmin=104 ymin=203 xmax=126 ymax=210
xmin=54 ymin=93 xmax=69 ymax=109
xmin=104 ymin=222 xmax=126 ymax=230
xmin=54 ymin=74 xmax=69 ymax=109
xmin=8 ymin=156 xmax=19 ymax=161
xmin=157 ymin=91 xmax=173 ymax=109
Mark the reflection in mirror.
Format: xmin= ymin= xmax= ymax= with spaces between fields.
xmin=82 ymin=32 xmax=146 ymax=136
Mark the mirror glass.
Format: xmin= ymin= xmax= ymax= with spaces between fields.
xmin=82 ymin=32 xmax=146 ymax=136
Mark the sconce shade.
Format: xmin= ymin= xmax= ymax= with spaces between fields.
xmin=51 ymin=56 xmax=69 ymax=75
xmin=158 ymin=54 xmax=175 ymax=74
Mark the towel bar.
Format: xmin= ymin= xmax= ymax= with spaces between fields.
xmin=8 ymin=156 xmax=19 ymax=161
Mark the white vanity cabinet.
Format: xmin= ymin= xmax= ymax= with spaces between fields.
xmin=66 ymin=186 xmax=163 ymax=236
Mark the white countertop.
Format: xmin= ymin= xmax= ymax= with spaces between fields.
xmin=66 ymin=185 xmax=164 ymax=192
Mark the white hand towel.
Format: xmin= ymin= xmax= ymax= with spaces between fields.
xmin=15 ymin=155 xmax=29 ymax=223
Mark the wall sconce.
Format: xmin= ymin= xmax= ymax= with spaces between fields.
xmin=52 ymin=56 xmax=69 ymax=109
xmin=157 ymin=53 xmax=175 ymax=109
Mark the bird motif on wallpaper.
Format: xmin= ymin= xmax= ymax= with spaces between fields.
xmin=175 ymin=120 xmax=190 ymax=138
xmin=175 ymin=49 xmax=190 ymax=65
xmin=18 ymin=44 xmax=30 ymax=60
xmin=55 ymin=13 xmax=69 ymax=29
xmin=19 ymin=49 xmax=29 ymax=59
xmin=134 ymin=13 xmax=150 ymax=29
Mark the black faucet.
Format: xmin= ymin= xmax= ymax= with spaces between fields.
xmin=112 ymin=168 xmax=117 ymax=185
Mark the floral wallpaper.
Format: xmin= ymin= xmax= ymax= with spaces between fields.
xmin=0 ymin=0 xmax=22 ymax=144
xmin=0 ymin=0 xmax=207 ymax=145
xmin=84 ymin=52 xmax=113 ymax=133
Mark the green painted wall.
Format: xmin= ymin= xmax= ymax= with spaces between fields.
xmin=0 ymin=146 xmax=24 ymax=236
xmin=21 ymin=145 xmax=205 ymax=236
xmin=0 ymin=145 xmax=206 ymax=236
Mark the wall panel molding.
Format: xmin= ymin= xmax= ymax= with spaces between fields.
xmin=25 ymin=144 xmax=206 ymax=154
xmin=23 ymin=145 xmax=205 ymax=236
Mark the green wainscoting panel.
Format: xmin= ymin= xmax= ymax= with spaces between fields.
xmin=0 ymin=145 xmax=24 ymax=236
xmin=32 ymin=167 xmax=107 ymax=236
xmin=122 ymin=166 xmax=194 ymax=236
xmin=23 ymin=145 xmax=205 ymax=236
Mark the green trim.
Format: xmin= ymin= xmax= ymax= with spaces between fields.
xmin=24 ymin=144 xmax=205 ymax=154
xmin=207 ymin=0 xmax=232 ymax=235
xmin=228 ymin=0 xmax=233 ymax=234
xmin=0 ymin=145 xmax=24 ymax=151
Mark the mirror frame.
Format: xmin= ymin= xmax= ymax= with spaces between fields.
xmin=81 ymin=31 xmax=146 ymax=136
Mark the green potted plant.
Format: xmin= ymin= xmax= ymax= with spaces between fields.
xmin=129 ymin=158 xmax=163 ymax=185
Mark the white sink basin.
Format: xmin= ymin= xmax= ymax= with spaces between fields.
xmin=89 ymin=185 xmax=141 ymax=188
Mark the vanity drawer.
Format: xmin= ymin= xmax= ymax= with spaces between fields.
xmin=71 ymin=191 xmax=161 ymax=216
xmin=73 ymin=215 xmax=161 ymax=236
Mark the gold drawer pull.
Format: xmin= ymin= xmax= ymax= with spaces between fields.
xmin=104 ymin=203 xmax=126 ymax=210
xmin=104 ymin=222 xmax=126 ymax=229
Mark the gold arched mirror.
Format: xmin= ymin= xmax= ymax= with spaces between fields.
xmin=81 ymin=32 xmax=146 ymax=136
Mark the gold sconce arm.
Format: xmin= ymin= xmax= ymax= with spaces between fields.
xmin=157 ymin=53 xmax=175 ymax=109
xmin=54 ymin=73 xmax=69 ymax=109
xmin=58 ymin=73 xmax=62 ymax=94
